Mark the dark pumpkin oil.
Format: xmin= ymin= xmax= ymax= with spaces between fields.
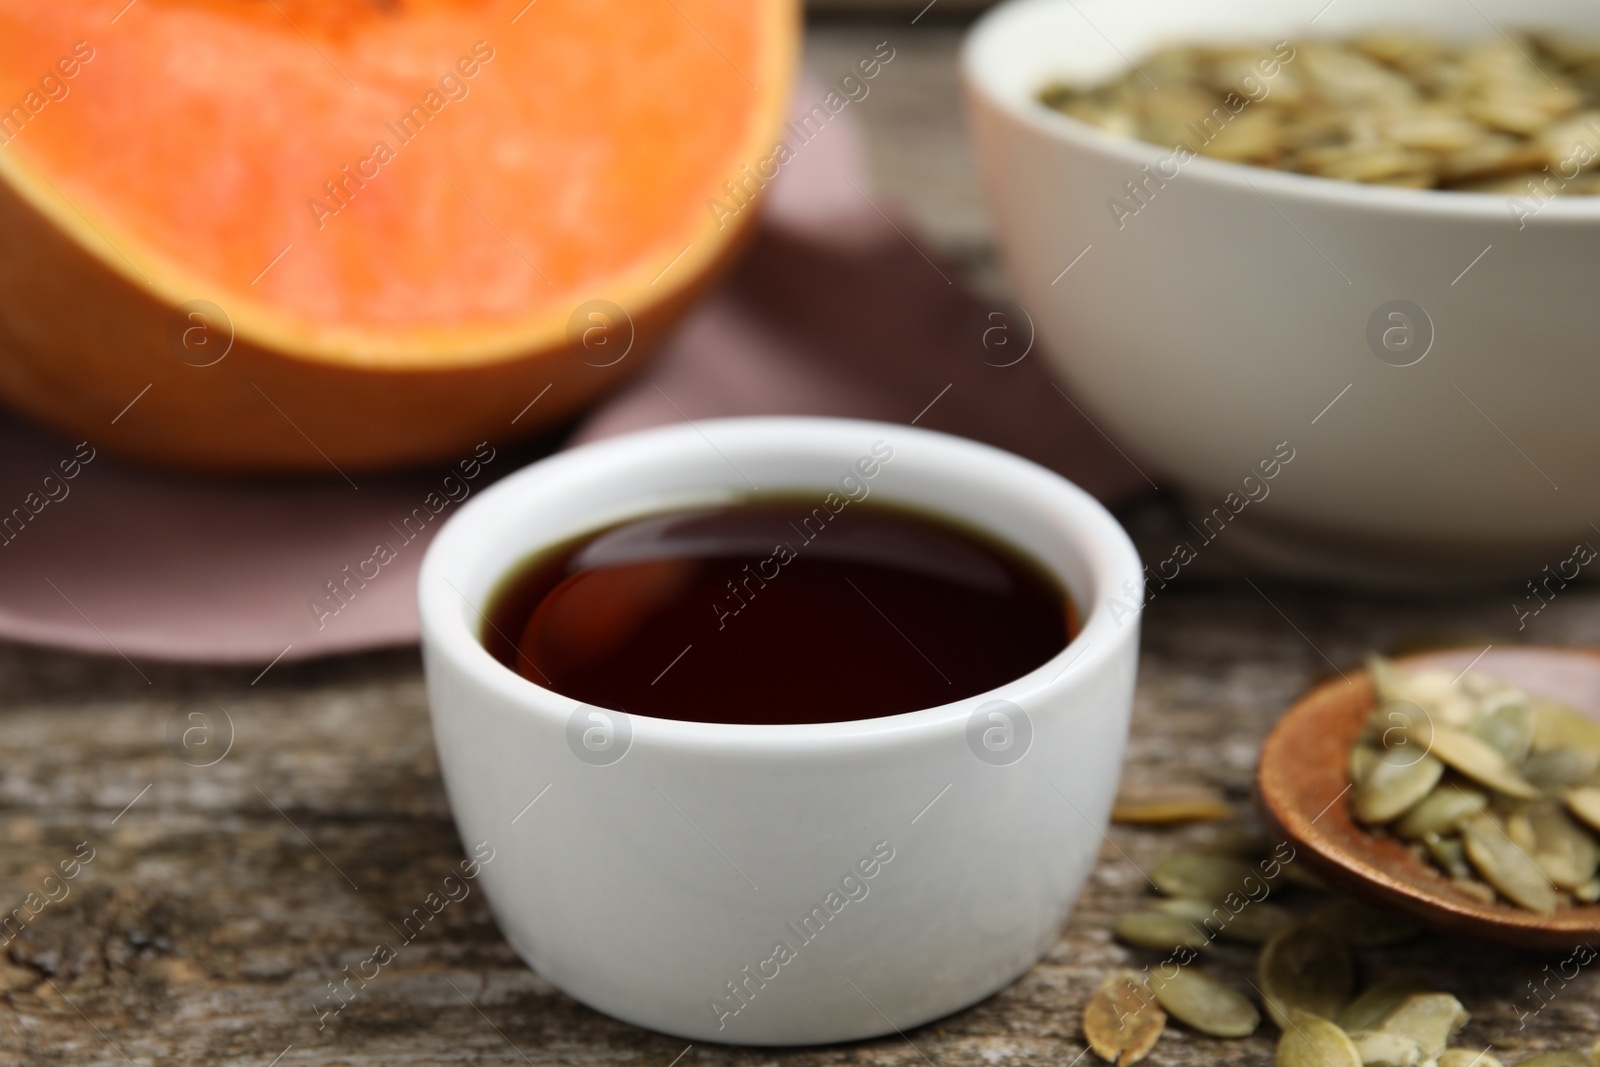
xmin=481 ymin=496 xmax=1076 ymax=725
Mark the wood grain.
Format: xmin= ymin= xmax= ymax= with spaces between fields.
xmin=4 ymin=579 xmax=1600 ymax=1065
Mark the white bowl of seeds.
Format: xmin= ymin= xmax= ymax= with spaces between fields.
xmin=964 ymin=0 xmax=1600 ymax=586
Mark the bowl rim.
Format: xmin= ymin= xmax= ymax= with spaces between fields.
xmin=417 ymin=415 xmax=1144 ymax=753
xmin=962 ymin=0 xmax=1600 ymax=222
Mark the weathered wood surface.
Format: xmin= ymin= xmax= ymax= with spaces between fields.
xmin=4 ymin=575 xmax=1599 ymax=1066
xmin=4 ymin=18 xmax=1599 ymax=1067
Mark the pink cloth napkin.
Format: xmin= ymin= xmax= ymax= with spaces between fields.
xmin=0 ymin=100 xmax=1150 ymax=665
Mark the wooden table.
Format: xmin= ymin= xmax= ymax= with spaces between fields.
xmin=4 ymin=14 xmax=1598 ymax=1066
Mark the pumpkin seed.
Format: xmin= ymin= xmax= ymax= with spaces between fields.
xmin=1150 ymin=852 xmax=1262 ymax=901
xmin=1535 ymin=33 xmax=1600 ymax=66
xmin=1216 ymin=902 xmax=1296 ymax=944
xmin=1378 ymin=993 xmax=1469 ymax=1058
xmin=1149 ymin=897 xmax=1216 ymax=920
xmin=1352 ymin=1030 xmax=1427 ymax=1067
xmin=1438 ymin=137 xmax=1545 ymax=182
xmin=1298 ymin=144 xmax=1435 ymax=182
xmin=1529 ymin=700 xmax=1600 ymax=755
xmin=1505 ymin=810 xmax=1538 ymax=853
xmin=1367 ymin=699 xmax=1435 ymax=748
xmin=1258 ymin=924 xmax=1354 ymax=1030
xmin=1114 ymin=911 xmax=1214 ymax=953
xmin=1310 ymin=898 xmax=1420 ymax=946
xmin=1437 ymin=1050 xmax=1505 ymax=1067
xmin=1420 ymin=727 xmax=1540 ymax=800
xmin=1337 ymin=977 xmax=1430 ymax=1033
xmin=1151 ymin=896 xmax=1293 ymax=944
xmin=1197 ymin=107 xmax=1283 ymax=163
xmin=1083 ymin=971 xmax=1165 ymax=1066
xmin=1563 ymin=785 xmax=1600 ymax=833
xmin=1460 ymin=815 xmax=1559 ymax=913
xmin=1381 ymin=111 xmax=1486 ymax=153
xmin=1450 ymin=875 xmax=1498 ymax=905
xmin=1112 ymin=782 xmax=1235 ymax=825
xmin=1526 ymin=801 xmax=1599 ymax=889
xmin=1369 ymin=660 xmax=1476 ymax=729
xmin=1471 ymin=703 xmax=1535 ymax=764
xmin=1426 ymin=834 xmax=1474 ymax=879
xmin=1537 ymin=111 xmax=1600 ymax=171
xmin=1350 ymin=742 xmax=1381 ymax=785
xmin=1369 ymin=656 xmax=1446 ymax=707
xmin=1149 ymin=967 xmax=1259 ymax=1037
xmin=1277 ymin=1010 xmax=1362 ymax=1067
xmin=1111 ymin=796 xmax=1236 ymax=824
xmin=1395 ymin=784 xmax=1488 ymax=839
xmin=1575 ymin=875 xmax=1600 ymax=902
xmin=1355 ymin=749 xmax=1445 ymax=824
xmin=1522 ymin=747 xmax=1600 ymax=792
xmin=1510 ymin=1054 xmax=1591 ymax=1067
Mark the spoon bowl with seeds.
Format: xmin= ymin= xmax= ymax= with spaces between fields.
xmin=1257 ymin=645 xmax=1600 ymax=949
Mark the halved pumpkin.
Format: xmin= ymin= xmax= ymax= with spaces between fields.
xmin=0 ymin=0 xmax=797 ymax=472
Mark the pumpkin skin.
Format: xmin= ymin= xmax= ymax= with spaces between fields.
xmin=0 ymin=0 xmax=797 ymax=472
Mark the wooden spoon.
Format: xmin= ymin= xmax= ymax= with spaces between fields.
xmin=1256 ymin=645 xmax=1600 ymax=950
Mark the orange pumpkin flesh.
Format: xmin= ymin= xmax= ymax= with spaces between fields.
xmin=0 ymin=0 xmax=797 ymax=472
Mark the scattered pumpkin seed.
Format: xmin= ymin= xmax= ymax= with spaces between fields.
xmin=1460 ymin=815 xmax=1559 ymax=913
xmin=1378 ymin=993 xmax=1469 ymax=1059
xmin=1114 ymin=911 xmax=1214 ymax=953
xmin=1151 ymin=896 xmax=1294 ymax=944
xmin=1510 ymin=1053 xmax=1591 ymax=1067
xmin=1150 ymin=852 xmax=1262 ymax=902
xmin=1310 ymin=898 xmax=1421 ymax=946
xmin=1352 ymin=1030 xmax=1428 ymax=1067
xmin=1112 ymin=798 xmax=1236 ymax=824
xmin=1258 ymin=923 xmax=1354 ymax=1030
xmin=1112 ymin=784 xmax=1235 ymax=824
xmin=1356 ymin=749 xmax=1446 ymax=823
xmin=1083 ymin=971 xmax=1165 ymax=1066
xmin=1437 ymin=1050 xmax=1505 ymax=1067
xmin=1149 ymin=967 xmax=1260 ymax=1038
xmin=1277 ymin=1009 xmax=1363 ymax=1067
xmin=1338 ymin=977 xmax=1431 ymax=1033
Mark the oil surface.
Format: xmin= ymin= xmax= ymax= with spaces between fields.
xmin=482 ymin=497 xmax=1075 ymax=724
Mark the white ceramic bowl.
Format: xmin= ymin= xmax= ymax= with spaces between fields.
xmin=964 ymin=0 xmax=1600 ymax=585
xmin=418 ymin=416 xmax=1141 ymax=1045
